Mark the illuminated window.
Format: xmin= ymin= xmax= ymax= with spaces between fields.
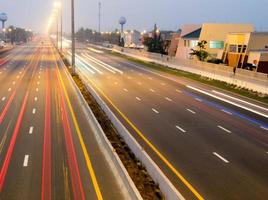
xmin=190 ymin=40 xmax=199 ymax=48
xmin=209 ymin=41 xmax=224 ymax=49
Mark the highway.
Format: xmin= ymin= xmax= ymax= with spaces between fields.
xmin=71 ymin=46 xmax=268 ymax=200
xmin=0 ymin=39 xmax=124 ymax=200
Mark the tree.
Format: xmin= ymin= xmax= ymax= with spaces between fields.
xmin=143 ymin=24 xmax=165 ymax=54
xmin=190 ymin=40 xmax=209 ymax=61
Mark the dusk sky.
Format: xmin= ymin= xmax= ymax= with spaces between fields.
xmin=1 ymin=0 xmax=268 ymax=33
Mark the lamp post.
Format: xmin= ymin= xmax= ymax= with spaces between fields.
xmin=71 ymin=0 xmax=75 ymax=74
xmin=54 ymin=1 xmax=61 ymax=50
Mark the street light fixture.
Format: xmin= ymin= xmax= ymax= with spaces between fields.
xmin=71 ymin=0 xmax=75 ymax=74
xmin=54 ymin=1 xmax=63 ymax=52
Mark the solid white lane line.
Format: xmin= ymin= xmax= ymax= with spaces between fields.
xmin=213 ymin=152 xmax=229 ymax=163
xmin=83 ymin=53 xmax=124 ymax=74
xmin=123 ymin=88 xmax=128 ymax=92
xmin=23 ymin=155 xmax=29 ymax=167
xmin=217 ymin=125 xmax=232 ymax=133
xmin=152 ymin=108 xmax=159 ymax=114
xmin=176 ymin=126 xmax=186 ymax=133
xmin=150 ymin=89 xmax=155 ymax=93
xmin=136 ymin=97 xmax=141 ymax=101
xmin=8 ymin=88 xmax=11 ymax=92
xmin=34 ymin=97 xmax=38 ymax=101
xmin=187 ymin=85 xmax=268 ymax=119
xmin=195 ymin=98 xmax=202 ymax=102
xmin=29 ymin=126 xmax=34 ymax=134
xmin=261 ymin=126 xmax=268 ymax=131
xmin=187 ymin=109 xmax=196 ymax=114
xmin=32 ymin=108 xmax=36 ymax=114
xmin=2 ymin=97 xmax=6 ymax=101
xmin=165 ymin=97 xmax=172 ymax=102
xmin=212 ymin=90 xmax=268 ymax=112
xmin=221 ymin=109 xmax=233 ymax=115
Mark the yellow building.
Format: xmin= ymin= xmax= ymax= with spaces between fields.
xmin=221 ymin=32 xmax=268 ymax=70
xmin=175 ymin=23 xmax=254 ymax=59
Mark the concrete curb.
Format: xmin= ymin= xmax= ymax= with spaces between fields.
xmin=77 ymin=70 xmax=185 ymax=200
xmin=58 ymin=54 xmax=143 ymax=200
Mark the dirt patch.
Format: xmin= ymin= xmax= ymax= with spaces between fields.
xmin=61 ymin=54 xmax=164 ymax=200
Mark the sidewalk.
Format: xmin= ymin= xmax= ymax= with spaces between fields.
xmin=110 ymin=46 xmax=268 ymax=95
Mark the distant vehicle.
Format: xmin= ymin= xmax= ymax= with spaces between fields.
xmin=102 ymin=41 xmax=113 ymax=48
xmin=0 ymin=40 xmax=5 ymax=49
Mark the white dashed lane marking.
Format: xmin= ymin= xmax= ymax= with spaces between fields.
xmin=29 ymin=126 xmax=34 ymax=134
xmin=23 ymin=155 xmax=29 ymax=167
xmin=187 ymin=109 xmax=196 ymax=114
xmin=217 ymin=125 xmax=231 ymax=133
xmin=213 ymin=152 xmax=229 ymax=163
xmin=152 ymin=108 xmax=159 ymax=114
xmin=176 ymin=125 xmax=186 ymax=133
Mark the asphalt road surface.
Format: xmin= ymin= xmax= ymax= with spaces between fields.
xmin=70 ymin=46 xmax=268 ymax=200
xmin=0 ymin=39 xmax=124 ymax=200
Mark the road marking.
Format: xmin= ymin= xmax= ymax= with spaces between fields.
xmin=213 ymin=152 xmax=229 ymax=163
xmin=150 ymin=89 xmax=155 ymax=93
xmin=32 ymin=108 xmax=36 ymax=114
xmin=148 ymin=77 xmax=153 ymax=80
xmin=176 ymin=89 xmax=181 ymax=93
xmin=36 ymin=88 xmax=39 ymax=92
xmin=217 ymin=125 xmax=231 ymax=133
xmin=139 ymin=73 xmax=143 ymax=76
xmin=212 ymin=90 xmax=268 ymax=112
xmin=29 ymin=126 xmax=34 ymax=134
xmin=176 ymin=125 xmax=186 ymax=133
xmin=137 ymin=82 xmax=142 ymax=85
xmin=16 ymin=75 xmax=19 ymax=79
xmin=221 ymin=109 xmax=233 ymax=115
xmin=261 ymin=126 xmax=268 ymax=131
xmin=85 ymin=73 xmax=205 ymax=200
xmin=161 ymin=82 xmax=166 ymax=86
xmin=55 ymin=55 xmax=103 ymax=200
xmin=165 ymin=97 xmax=172 ymax=102
xmin=195 ymin=98 xmax=202 ymax=102
xmin=8 ymin=88 xmax=11 ymax=92
xmin=37 ymin=81 xmax=40 ymax=85
xmin=152 ymin=108 xmax=159 ymax=114
xmin=38 ymin=76 xmax=41 ymax=79
xmin=114 ymin=82 xmax=118 ymax=85
xmin=1 ymin=97 xmax=6 ymax=101
xmin=187 ymin=109 xmax=196 ymax=114
xmin=34 ymin=97 xmax=38 ymax=101
xmin=127 ymin=76 xmax=132 ymax=79
xmin=123 ymin=88 xmax=128 ymax=92
xmin=136 ymin=97 xmax=141 ymax=101
xmin=23 ymin=155 xmax=29 ymax=167
xmin=12 ymin=81 xmax=16 ymax=85
xmin=188 ymin=85 xmax=268 ymax=119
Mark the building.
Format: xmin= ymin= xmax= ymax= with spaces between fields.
xmin=220 ymin=32 xmax=268 ymax=72
xmin=175 ymin=23 xmax=254 ymax=59
xmin=124 ymin=30 xmax=142 ymax=48
xmin=168 ymin=32 xmax=181 ymax=56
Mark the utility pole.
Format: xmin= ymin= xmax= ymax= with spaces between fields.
xmin=60 ymin=0 xmax=63 ymax=52
xmin=71 ymin=0 xmax=75 ymax=74
xmin=98 ymin=2 xmax=101 ymax=33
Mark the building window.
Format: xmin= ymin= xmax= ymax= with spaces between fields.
xmin=209 ymin=41 xmax=224 ymax=49
xmin=229 ymin=45 xmax=237 ymax=52
xmin=189 ymin=40 xmax=199 ymax=48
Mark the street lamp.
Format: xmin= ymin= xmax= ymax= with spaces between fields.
xmin=54 ymin=1 xmax=63 ymax=52
xmin=54 ymin=1 xmax=62 ymax=50
xmin=71 ymin=0 xmax=75 ymax=74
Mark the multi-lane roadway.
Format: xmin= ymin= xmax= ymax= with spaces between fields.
xmin=71 ymin=46 xmax=268 ymax=200
xmin=0 ymin=39 xmax=124 ymax=200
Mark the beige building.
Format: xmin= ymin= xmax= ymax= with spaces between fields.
xmin=175 ymin=23 xmax=254 ymax=59
xmin=220 ymin=32 xmax=268 ymax=72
